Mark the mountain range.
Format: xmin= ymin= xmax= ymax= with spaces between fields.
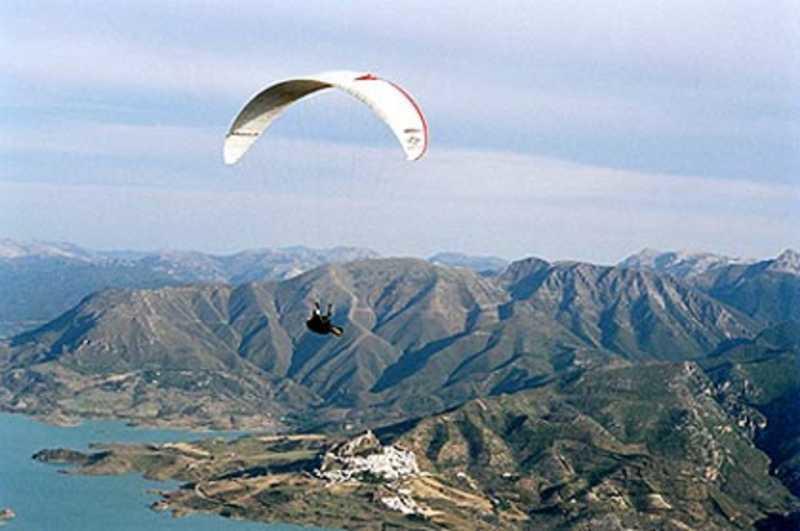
xmin=3 ymin=249 xmax=796 ymax=431
xmin=4 ymin=244 xmax=800 ymax=528
xmin=0 ymin=239 xmax=379 ymax=338
xmin=620 ymin=248 xmax=800 ymax=325
xmin=1 ymin=239 xmax=520 ymax=338
xmin=617 ymin=248 xmax=755 ymax=279
xmin=4 ymin=239 xmax=796 ymax=340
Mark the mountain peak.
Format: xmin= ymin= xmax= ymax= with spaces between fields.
xmin=0 ymin=238 xmax=94 ymax=261
xmin=619 ymin=248 xmax=752 ymax=279
xmin=770 ymin=249 xmax=800 ymax=275
xmin=629 ymin=247 xmax=665 ymax=260
xmin=499 ymin=256 xmax=551 ymax=283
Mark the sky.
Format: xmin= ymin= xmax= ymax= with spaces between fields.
xmin=1 ymin=0 xmax=798 ymax=264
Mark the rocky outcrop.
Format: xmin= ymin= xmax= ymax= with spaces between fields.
xmin=701 ymin=322 xmax=800 ymax=497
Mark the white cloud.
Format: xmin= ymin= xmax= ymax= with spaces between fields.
xmin=3 ymin=120 xmax=794 ymax=205
xmin=2 ymin=36 xmax=280 ymax=98
xmin=3 ymin=1 xmax=797 ymax=143
xmin=0 ymin=122 xmax=217 ymax=158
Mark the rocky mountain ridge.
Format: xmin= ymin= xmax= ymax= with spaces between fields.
xmin=620 ymin=247 xmax=800 ymax=326
xmin=0 ymin=239 xmax=514 ymax=338
xmin=1 ymin=256 xmax=766 ymax=431
xmin=691 ymin=251 xmax=800 ymax=325
xmin=381 ymin=360 xmax=800 ymax=529
xmin=0 ymin=239 xmax=379 ymax=338
xmin=618 ymin=248 xmax=755 ymax=279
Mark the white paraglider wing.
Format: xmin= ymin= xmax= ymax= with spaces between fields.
xmin=224 ymin=71 xmax=428 ymax=164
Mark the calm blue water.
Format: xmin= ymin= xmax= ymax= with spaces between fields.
xmin=0 ymin=413 xmax=329 ymax=530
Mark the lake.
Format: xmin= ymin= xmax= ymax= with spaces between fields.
xmin=0 ymin=412 xmax=330 ymax=530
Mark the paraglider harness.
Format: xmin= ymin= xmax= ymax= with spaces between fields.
xmin=306 ymin=302 xmax=344 ymax=337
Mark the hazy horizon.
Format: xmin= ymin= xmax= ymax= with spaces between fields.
xmin=3 ymin=234 xmax=796 ymax=267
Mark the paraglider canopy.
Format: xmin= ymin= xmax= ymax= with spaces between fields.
xmin=223 ymin=71 xmax=428 ymax=164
